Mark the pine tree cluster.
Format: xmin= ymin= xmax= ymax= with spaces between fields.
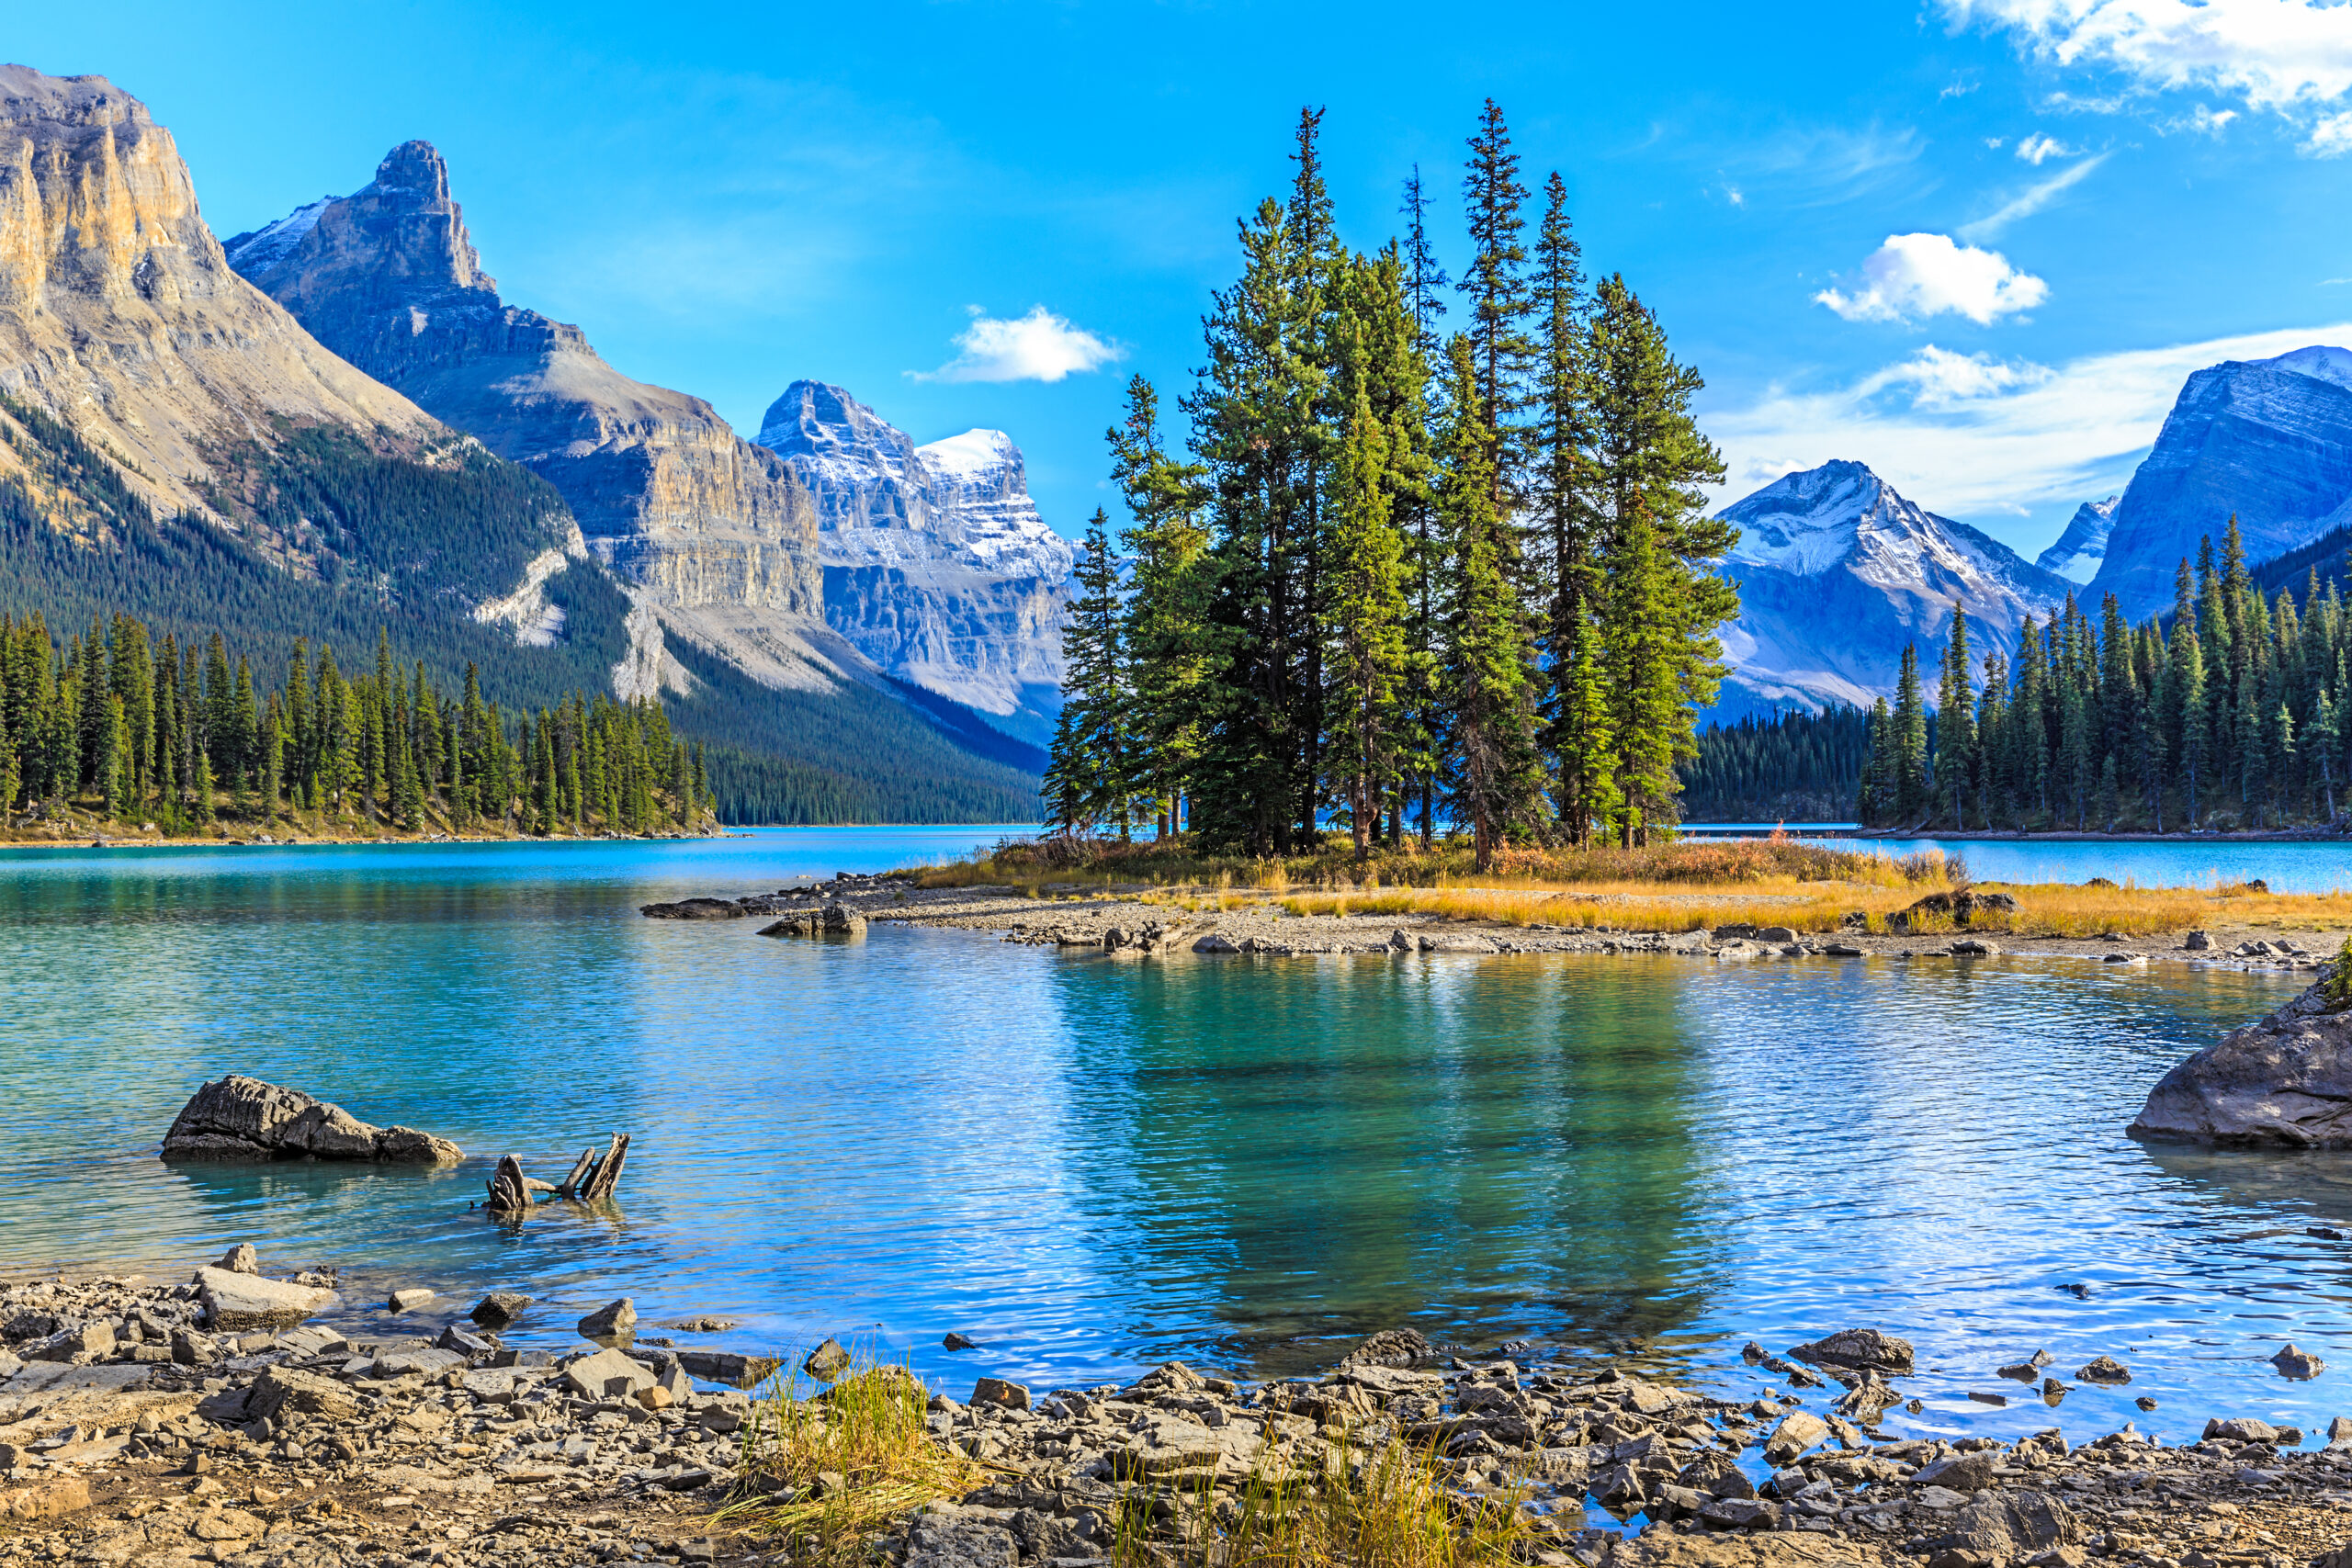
xmin=0 ymin=612 xmax=715 ymax=838
xmin=1860 ymin=521 xmax=2352 ymax=831
xmin=1046 ymin=104 xmax=1740 ymax=867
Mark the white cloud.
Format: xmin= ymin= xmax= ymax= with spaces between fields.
xmin=2015 ymin=131 xmax=2076 ymax=163
xmin=1984 ymin=135 xmax=2007 ymax=148
xmin=1815 ymin=233 xmax=2050 ymax=324
xmin=1958 ymin=152 xmax=2109 ymax=239
xmin=1860 ymin=344 xmax=2058 ymax=408
xmin=911 ymin=305 xmax=1122 ymax=383
xmin=2310 ymin=109 xmax=2352 ymax=155
xmin=1706 ymin=321 xmax=2352 ymax=517
xmin=1950 ymin=0 xmax=2352 ymax=110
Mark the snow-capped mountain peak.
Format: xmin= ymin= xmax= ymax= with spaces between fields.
xmin=1710 ymin=460 xmax=2075 ymax=722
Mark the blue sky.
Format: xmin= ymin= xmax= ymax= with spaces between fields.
xmin=21 ymin=0 xmax=2352 ymax=559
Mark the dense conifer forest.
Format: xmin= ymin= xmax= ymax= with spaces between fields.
xmin=0 ymin=395 xmax=1042 ymax=826
xmin=0 ymin=611 xmax=710 ymax=838
xmin=1859 ymin=521 xmax=2352 ymax=831
xmin=1679 ymin=707 xmax=1869 ymax=823
xmin=1046 ymin=103 xmax=1739 ymax=865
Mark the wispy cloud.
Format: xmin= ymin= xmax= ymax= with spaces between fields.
xmin=1707 ymin=321 xmax=2352 ymax=518
xmin=910 ymin=305 xmax=1123 ymax=384
xmin=1958 ymin=153 xmax=2109 ymax=240
xmin=2015 ymin=132 xmax=2076 ymax=164
xmin=1721 ymin=122 xmax=1927 ymax=209
xmin=1815 ymin=233 xmax=2049 ymax=325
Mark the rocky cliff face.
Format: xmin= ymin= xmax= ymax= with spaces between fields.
xmin=2034 ymin=495 xmax=2117 ymax=583
xmin=757 ymin=381 xmax=1071 ymax=743
xmin=0 ymin=66 xmax=435 ymax=523
xmin=2089 ymin=346 xmax=2352 ymax=617
xmin=1713 ymin=459 xmax=2075 ymax=719
xmin=227 ymin=141 xmax=824 ymax=689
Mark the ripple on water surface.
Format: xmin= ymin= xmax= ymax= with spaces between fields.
xmin=0 ymin=831 xmax=2339 ymax=1450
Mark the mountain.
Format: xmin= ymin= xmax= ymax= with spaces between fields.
xmin=0 ymin=67 xmax=1040 ymax=822
xmin=223 ymin=141 xmax=828 ymax=695
xmin=1713 ymin=459 xmax=2075 ymax=720
xmin=0 ymin=63 xmax=621 ymax=694
xmin=757 ymin=381 xmax=1071 ymax=745
xmin=2088 ymin=345 xmax=2352 ymax=617
xmin=2034 ymin=495 xmax=2117 ymax=582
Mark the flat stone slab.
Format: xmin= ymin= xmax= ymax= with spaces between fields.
xmin=195 ymin=1266 xmax=340 ymax=1331
xmin=1 ymin=1362 xmax=152 ymax=1397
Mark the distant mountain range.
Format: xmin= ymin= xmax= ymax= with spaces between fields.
xmin=1715 ymin=344 xmax=2352 ymax=720
xmin=0 ymin=65 xmax=1056 ymax=820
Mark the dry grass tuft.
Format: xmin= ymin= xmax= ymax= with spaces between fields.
xmin=716 ymin=1360 xmax=982 ymax=1564
xmin=1113 ymin=1438 xmax=1534 ymax=1568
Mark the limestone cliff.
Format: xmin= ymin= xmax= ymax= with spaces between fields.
xmin=226 ymin=142 xmax=824 ymax=667
xmin=757 ymin=381 xmax=1070 ymax=744
xmin=0 ymin=65 xmax=435 ymax=519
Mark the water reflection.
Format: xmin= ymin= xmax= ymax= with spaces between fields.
xmin=1051 ymin=954 xmax=1725 ymax=1378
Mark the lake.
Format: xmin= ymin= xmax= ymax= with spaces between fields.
xmin=4 ymin=829 xmax=2349 ymax=1461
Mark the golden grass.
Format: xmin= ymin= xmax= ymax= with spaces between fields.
xmin=1109 ymin=1437 xmax=1534 ymax=1568
xmin=1279 ymin=875 xmax=2352 ymax=938
xmin=715 ymin=1360 xmax=982 ymax=1565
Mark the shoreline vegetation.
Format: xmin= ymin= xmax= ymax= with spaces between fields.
xmin=888 ymin=835 xmax=2352 ymax=946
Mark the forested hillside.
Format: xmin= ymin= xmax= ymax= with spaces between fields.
xmin=0 ymin=400 xmax=1041 ymax=826
xmin=1859 ymin=521 xmax=2352 ymax=830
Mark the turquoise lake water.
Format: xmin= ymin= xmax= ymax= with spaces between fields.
xmin=6 ymin=829 xmax=2352 ymax=1455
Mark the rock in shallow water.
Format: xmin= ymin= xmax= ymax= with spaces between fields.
xmin=2132 ymin=970 xmax=2352 ymax=1146
xmin=161 ymin=1075 xmax=460 ymax=1164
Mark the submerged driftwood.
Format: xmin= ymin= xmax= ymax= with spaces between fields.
xmin=482 ymin=1133 xmax=632 ymax=1213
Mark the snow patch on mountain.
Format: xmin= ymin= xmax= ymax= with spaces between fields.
xmin=2035 ymin=495 xmax=2119 ymax=583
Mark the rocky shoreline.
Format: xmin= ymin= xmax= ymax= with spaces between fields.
xmin=644 ymin=874 xmax=2342 ymax=974
xmin=9 ymin=1262 xmax=2352 ymax=1568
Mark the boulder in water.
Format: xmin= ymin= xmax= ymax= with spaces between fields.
xmin=639 ymin=897 xmax=745 ymax=919
xmin=162 ymin=1076 xmax=461 ymax=1164
xmin=2131 ymin=970 xmax=2352 ymax=1146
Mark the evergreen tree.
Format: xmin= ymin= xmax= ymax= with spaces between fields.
xmin=1893 ymin=645 xmax=1928 ymax=821
xmin=1458 ymin=98 xmax=1535 ymax=505
xmin=1322 ymin=385 xmax=1409 ymax=856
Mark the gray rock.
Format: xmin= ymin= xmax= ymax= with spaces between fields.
xmin=673 ymin=1348 xmax=782 ymax=1387
xmin=1193 ymin=933 xmax=1241 ymax=954
xmin=578 ymin=1298 xmax=637 ymax=1343
xmin=1754 ymin=925 xmax=1798 ymax=943
xmin=2132 ymin=972 xmax=2352 ymax=1146
xmin=2205 ymin=1416 xmax=2279 ymax=1441
xmin=1914 ymin=1450 xmax=1999 ymax=1493
xmin=194 ymin=1266 xmax=339 ymax=1332
xmin=162 ymin=1075 xmax=461 ymax=1164
xmin=640 ymin=897 xmax=747 ymax=919
xmin=214 ymin=1244 xmax=260 ymax=1275
xmin=1762 ymin=1410 xmax=1829 ymax=1464
xmin=2075 ymin=1355 xmax=2132 ymax=1385
xmin=1926 ymin=1489 xmax=2077 ymax=1568
xmin=1951 ymin=938 xmax=2002 ymax=956
xmin=802 ymin=1337 xmax=851 ymax=1382
xmin=564 ymin=1347 xmax=656 ymax=1399
xmin=2186 ymin=930 xmax=2213 ymax=950
xmin=2274 ymin=1343 xmax=2326 ymax=1379
xmin=943 ymin=1332 xmax=978 ymax=1351
xmin=1339 ymin=1327 xmax=1432 ymax=1367
xmin=387 ymin=1288 xmax=435 ymax=1312
xmin=971 ymin=1375 xmax=1031 ymax=1411
xmin=469 ymin=1292 xmax=531 ymax=1328
xmin=31 ymin=1322 xmax=115 ymax=1362
xmin=1787 ymin=1325 xmax=1915 ymax=1374
xmin=902 ymin=1510 xmax=1019 ymax=1568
